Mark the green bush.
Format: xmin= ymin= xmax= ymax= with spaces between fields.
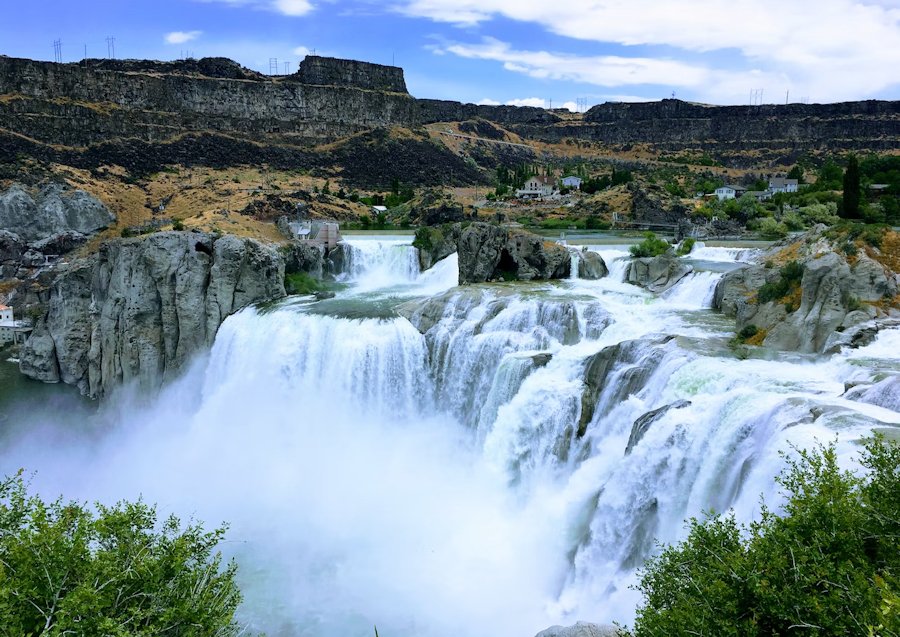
xmin=632 ymin=436 xmax=900 ymax=637
xmin=172 ymin=219 xmax=185 ymax=231
xmin=285 ymin=271 xmax=326 ymax=295
xmin=675 ymin=237 xmax=696 ymax=256
xmin=757 ymin=217 xmax=788 ymax=239
xmin=737 ymin=324 xmax=759 ymax=341
xmin=630 ymin=232 xmax=671 ymax=258
xmin=757 ymin=261 xmax=804 ymax=304
xmin=0 ymin=473 xmax=242 ymax=636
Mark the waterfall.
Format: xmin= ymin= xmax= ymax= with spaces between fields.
xmin=2 ymin=233 xmax=897 ymax=637
xmin=340 ymin=238 xmax=421 ymax=288
xmin=662 ymin=270 xmax=724 ymax=309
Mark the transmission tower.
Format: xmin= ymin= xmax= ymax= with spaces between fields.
xmin=106 ymin=36 xmax=116 ymax=59
xmin=269 ymin=57 xmax=279 ymax=75
xmin=52 ymin=39 xmax=62 ymax=63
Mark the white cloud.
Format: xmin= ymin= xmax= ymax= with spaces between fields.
xmin=476 ymin=98 xmax=501 ymax=105
xmin=273 ymin=0 xmax=313 ymax=16
xmin=293 ymin=46 xmax=313 ymax=57
xmin=165 ymin=31 xmax=203 ymax=45
xmin=505 ymin=97 xmax=546 ymax=108
xmin=560 ymin=101 xmax=578 ymax=112
xmin=403 ymin=0 xmax=900 ymax=102
xmin=199 ymin=0 xmax=314 ymax=16
xmin=434 ymin=38 xmax=709 ymax=88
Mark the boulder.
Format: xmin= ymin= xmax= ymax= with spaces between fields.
xmin=0 ymin=183 xmax=115 ymax=242
xmin=625 ymin=253 xmax=692 ymax=293
xmin=19 ymin=232 xmax=285 ymax=398
xmin=576 ymin=250 xmax=609 ymax=280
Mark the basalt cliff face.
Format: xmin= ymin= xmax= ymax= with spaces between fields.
xmin=2 ymin=55 xmax=896 ymax=168
xmin=19 ymin=232 xmax=285 ymax=398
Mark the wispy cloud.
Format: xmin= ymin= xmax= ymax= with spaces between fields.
xmin=199 ymin=0 xmax=314 ymax=17
xmin=405 ymin=0 xmax=900 ymax=102
xmin=165 ymin=30 xmax=203 ymax=45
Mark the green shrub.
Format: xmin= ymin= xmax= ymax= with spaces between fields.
xmin=737 ymin=324 xmax=759 ymax=341
xmin=630 ymin=232 xmax=671 ymax=258
xmin=285 ymin=271 xmax=326 ymax=295
xmin=757 ymin=217 xmax=788 ymax=239
xmin=676 ymin=237 xmax=696 ymax=256
xmin=632 ymin=436 xmax=900 ymax=637
xmin=0 ymin=473 xmax=242 ymax=636
xmin=757 ymin=261 xmax=804 ymax=304
xmin=172 ymin=219 xmax=185 ymax=231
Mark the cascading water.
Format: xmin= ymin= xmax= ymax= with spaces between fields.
xmin=2 ymin=234 xmax=897 ymax=637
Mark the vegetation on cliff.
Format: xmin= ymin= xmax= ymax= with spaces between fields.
xmin=0 ymin=472 xmax=242 ymax=635
xmin=632 ymin=436 xmax=900 ymax=637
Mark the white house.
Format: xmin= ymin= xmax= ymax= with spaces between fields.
xmin=516 ymin=176 xmax=556 ymax=198
xmin=768 ymin=177 xmax=799 ymax=193
xmin=715 ymin=185 xmax=746 ymax=201
xmin=0 ymin=305 xmax=31 ymax=345
xmin=561 ymin=176 xmax=583 ymax=190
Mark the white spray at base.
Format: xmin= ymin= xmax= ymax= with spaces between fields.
xmin=2 ymin=237 xmax=898 ymax=637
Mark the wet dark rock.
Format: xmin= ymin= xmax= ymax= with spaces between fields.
xmin=626 ymin=400 xmax=692 ymax=455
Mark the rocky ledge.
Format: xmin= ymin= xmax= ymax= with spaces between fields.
xmin=714 ymin=226 xmax=900 ymax=353
xmin=20 ymin=232 xmax=285 ymax=398
xmin=416 ymin=222 xmax=602 ymax=285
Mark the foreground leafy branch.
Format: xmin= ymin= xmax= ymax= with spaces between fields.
xmin=632 ymin=436 xmax=900 ymax=637
xmin=0 ymin=473 xmax=242 ymax=636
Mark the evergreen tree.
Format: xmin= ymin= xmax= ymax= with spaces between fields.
xmin=843 ymin=155 xmax=862 ymax=218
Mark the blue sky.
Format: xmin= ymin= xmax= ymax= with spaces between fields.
xmin=2 ymin=0 xmax=899 ymax=108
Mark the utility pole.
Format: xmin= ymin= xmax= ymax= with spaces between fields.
xmin=785 ymin=90 xmax=789 ymax=105
xmin=83 ymin=44 xmax=87 ymax=60
xmin=283 ymin=61 xmax=289 ymax=74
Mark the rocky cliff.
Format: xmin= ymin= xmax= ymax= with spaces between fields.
xmin=3 ymin=55 xmax=895 ymax=167
xmin=19 ymin=232 xmax=285 ymax=398
xmin=714 ymin=227 xmax=900 ymax=353
xmin=514 ymin=98 xmax=900 ymax=160
xmin=0 ymin=182 xmax=114 ymax=242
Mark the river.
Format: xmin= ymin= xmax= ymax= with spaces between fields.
xmin=1 ymin=235 xmax=898 ymax=637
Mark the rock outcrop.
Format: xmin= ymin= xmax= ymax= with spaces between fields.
xmin=455 ymin=223 xmax=571 ymax=284
xmin=535 ymin=621 xmax=620 ymax=637
xmin=626 ymin=400 xmax=691 ymax=455
xmin=579 ymin=336 xmax=676 ymax=436
xmin=715 ymin=227 xmax=900 ymax=353
xmin=19 ymin=232 xmax=285 ymax=398
xmin=625 ymin=253 xmax=692 ymax=293
xmin=575 ymin=250 xmax=609 ymax=280
xmin=0 ymin=183 xmax=114 ymax=242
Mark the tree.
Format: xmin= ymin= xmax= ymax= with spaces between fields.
xmin=843 ymin=155 xmax=862 ymax=218
xmin=632 ymin=436 xmax=900 ymax=637
xmin=0 ymin=473 xmax=243 ymax=636
xmin=787 ymin=165 xmax=805 ymax=183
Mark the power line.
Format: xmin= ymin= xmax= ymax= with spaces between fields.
xmin=269 ymin=57 xmax=279 ymax=75
xmin=106 ymin=36 xmax=116 ymax=59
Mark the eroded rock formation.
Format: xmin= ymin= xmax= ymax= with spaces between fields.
xmin=19 ymin=232 xmax=285 ymax=398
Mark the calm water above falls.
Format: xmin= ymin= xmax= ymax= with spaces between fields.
xmin=1 ymin=237 xmax=897 ymax=637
